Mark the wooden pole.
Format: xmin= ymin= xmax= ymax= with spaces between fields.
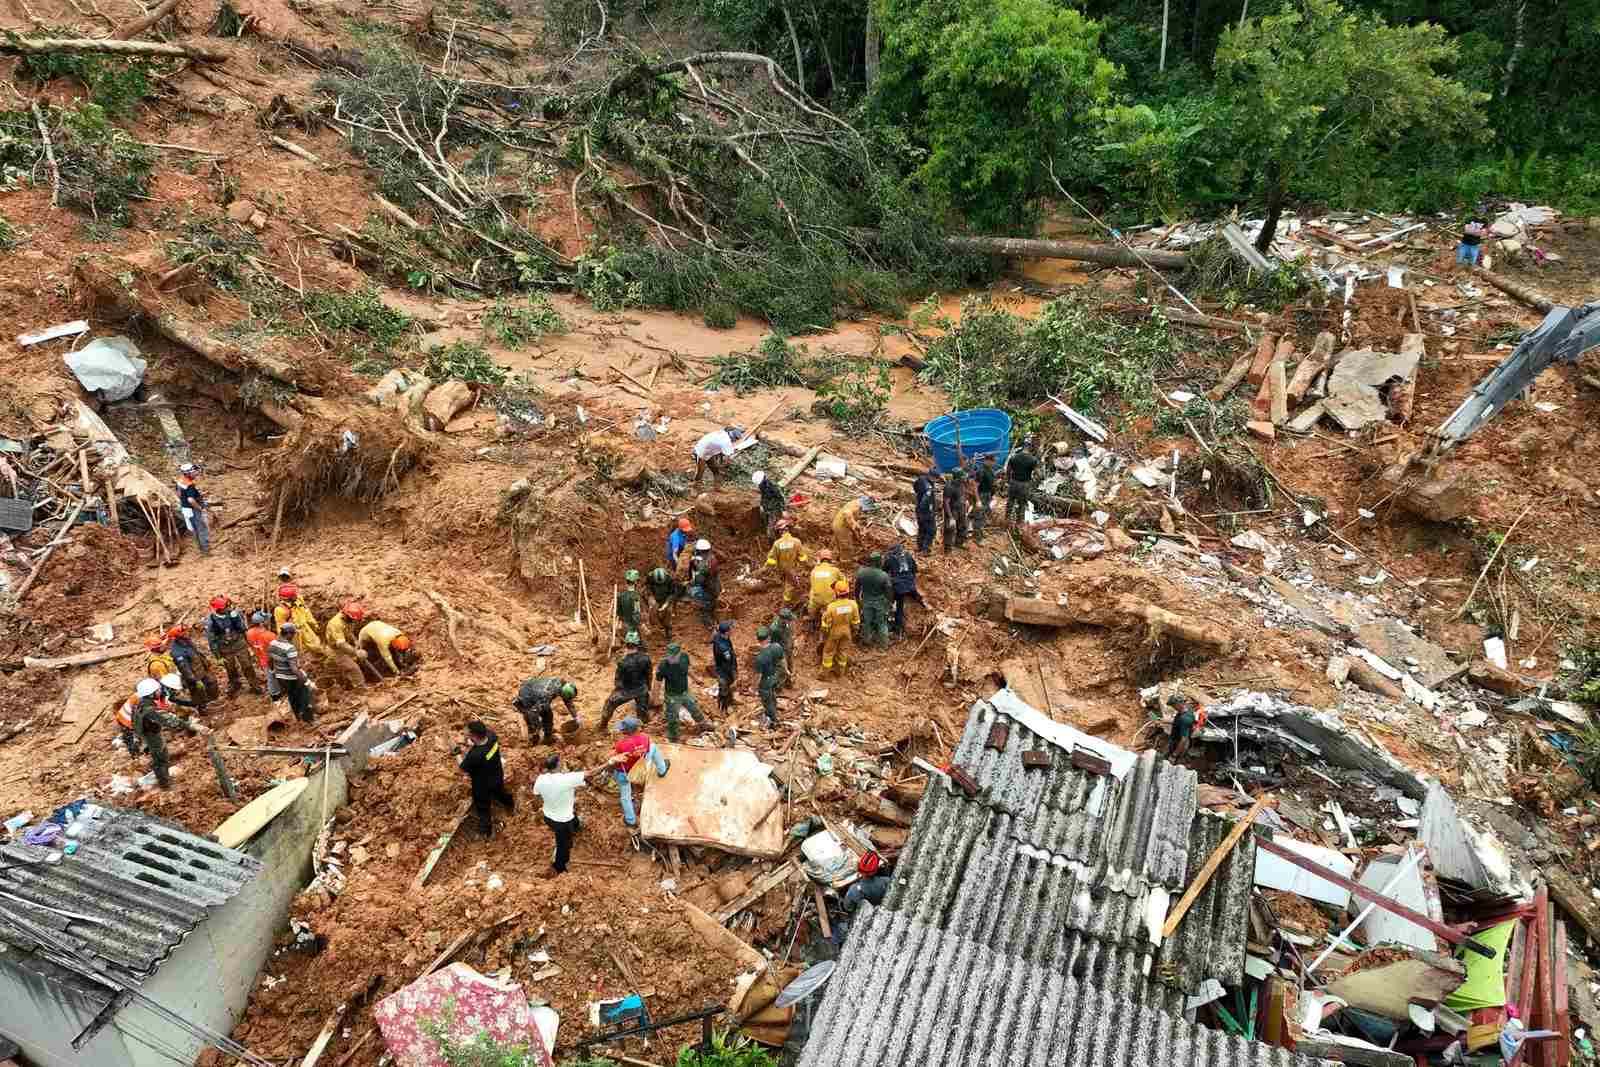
xmin=0 ymin=36 xmax=231 ymax=60
xmin=30 ymin=102 xmax=59 ymax=208
xmin=608 ymin=584 xmax=619 ymax=656
xmin=207 ymin=736 xmax=238 ymax=799
xmin=1162 ymin=797 xmax=1265 ymax=937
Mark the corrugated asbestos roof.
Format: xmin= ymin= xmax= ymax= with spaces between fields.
xmin=883 ymin=696 xmax=1252 ymax=1002
xmin=798 ymin=906 xmax=1336 ymax=1067
xmin=0 ymin=806 xmax=262 ymax=985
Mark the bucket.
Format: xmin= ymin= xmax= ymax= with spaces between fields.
xmin=923 ymin=408 xmax=1013 ymax=474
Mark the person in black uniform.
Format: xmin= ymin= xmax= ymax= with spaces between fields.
xmin=459 ymin=720 xmax=515 ymax=838
xmin=1005 ymin=436 xmax=1040 ymax=525
xmin=912 ymin=464 xmax=939 ymax=554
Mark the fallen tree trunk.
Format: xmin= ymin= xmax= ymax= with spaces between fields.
xmin=113 ymin=0 xmax=180 ymax=39
xmin=938 ymin=234 xmax=1188 ymax=271
xmin=1154 ymin=307 xmax=1253 ymax=334
xmin=0 ymin=36 xmax=230 ymax=61
xmin=1121 ymin=597 xmax=1234 ymax=654
xmin=1471 ymin=266 xmax=1556 ymax=313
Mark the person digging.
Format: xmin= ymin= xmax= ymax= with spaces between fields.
xmin=204 ymin=595 xmax=263 ymax=696
xmin=768 ymin=607 xmax=797 ymax=687
xmin=764 ymin=519 xmax=809 ymax=608
xmin=806 ymin=550 xmax=843 ymax=636
xmin=133 ymin=677 xmax=208 ymax=790
xmin=754 ymin=469 xmax=786 ymax=540
xmin=687 ymin=539 xmax=721 ymax=628
xmin=458 ymin=720 xmax=514 ymax=840
xmin=325 ymin=601 xmax=385 ymax=687
xmin=600 ymin=631 xmax=654 ymax=729
xmin=655 ymin=642 xmax=708 ymax=741
xmin=819 ymin=579 xmax=860 ymax=674
xmin=514 ymin=678 xmax=580 ymax=743
xmin=1165 ymin=694 xmax=1205 ymax=760
xmin=618 ymin=569 xmax=645 ymax=641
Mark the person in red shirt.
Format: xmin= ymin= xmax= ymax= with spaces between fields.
xmin=246 ymin=612 xmax=279 ymax=701
xmin=605 ymin=716 xmax=669 ymax=827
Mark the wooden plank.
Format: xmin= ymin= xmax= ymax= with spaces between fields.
xmin=713 ymin=860 xmax=799 ymax=923
xmin=212 ymin=778 xmax=311 ymax=849
xmin=1538 ymin=887 xmax=1556 ymax=1067
xmin=1555 ymin=920 xmax=1571 ymax=1067
xmin=1256 ymin=837 xmax=1493 ymax=956
xmin=813 ymin=885 xmax=832 ymax=940
xmin=1246 ymin=332 xmax=1278 ymax=385
xmin=412 ymin=799 xmax=474 ymax=891
xmin=1268 ymin=359 xmax=1289 ymax=426
xmin=300 ymin=1003 xmax=343 ymax=1067
xmin=778 ymin=443 xmax=825 ymax=491
xmin=1206 ymin=351 xmax=1253 ymax=402
xmin=1163 ymin=798 xmax=1266 ymax=938
xmin=24 ymin=644 xmax=144 ymax=670
xmin=17 ymin=320 xmax=89 ymax=346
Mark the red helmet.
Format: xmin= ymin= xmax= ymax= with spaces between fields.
xmin=343 ymin=601 xmax=366 ymax=621
xmin=143 ymin=635 xmax=164 ymax=651
xmin=210 ymin=596 xmax=230 ymax=612
xmin=278 ymin=584 xmax=298 ymax=600
xmin=858 ymin=851 xmax=882 ymax=876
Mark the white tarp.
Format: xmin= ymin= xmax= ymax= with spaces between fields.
xmin=64 ymin=336 xmax=146 ymax=402
xmin=1253 ymin=835 xmax=1354 ymax=907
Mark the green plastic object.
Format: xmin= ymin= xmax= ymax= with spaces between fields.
xmin=1443 ymin=918 xmax=1517 ymax=1011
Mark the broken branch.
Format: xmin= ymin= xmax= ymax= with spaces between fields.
xmin=0 ymin=36 xmax=230 ymax=61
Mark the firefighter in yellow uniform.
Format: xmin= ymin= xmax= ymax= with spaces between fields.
xmin=819 ymin=580 xmax=860 ymax=673
xmin=358 ymin=619 xmax=419 ymax=676
xmin=325 ymin=602 xmax=384 ymax=685
xmin=273 ymin=584 xmax=328 ymax=660
xmin=143 ymin=635 xmax=176 ymax=682
xmin=806 ymin=550 xmax=843 ymax=633
xmin=763 ymin=521 xmax=810 ymax=606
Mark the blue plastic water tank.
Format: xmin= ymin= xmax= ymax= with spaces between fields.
xmin=923 ymin=408 xmax=1013 ymax=473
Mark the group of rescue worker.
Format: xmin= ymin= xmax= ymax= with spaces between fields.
xmin=114 ymin=568 xmax=421 ymax=789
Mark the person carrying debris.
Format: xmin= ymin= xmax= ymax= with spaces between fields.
xmin=514 ymin=678 xmax=580 ymax=743
xmin=768 ymin=607 xmax=796 ymax=686
xmin=942 ymin=468 xmax=969 ymax=552
xmin=358 ymin=619 xmax=419 ymax=676
xmin=820 ymin=580 xmax=860 ymax=673
xmin=884 ymin=541 xmax=925 ymax=638
xmin=167 ymin=626 xmax=219 ymax=711
xmin=605 ymin=716 xmax=669 ymax=827
xmin=1165 ymin=693 xmax=1202 ymax=760
xmin=1457 ymin=217 xmax=1487 ymax=267
xmin=268 ymin=623 xmax=315 ymax=723
xmin=667 ymin=516 xmax=695 ymax=573
xmin=273 ymin=585 xmax=326 ymax=659
xmin=533 ymin=753 xmax=588 ymax=875
xmin=204 ymin=596 xmax=263 ymax=696
xmin=753 ymin=626 xmax=787 ymax=727
xmin=1005 ymin=437 xmax=1040 ymax=525
xmin=806 ymin=550 xmax=844 ymax=633
xmin=144 ymin=634 xmax=177 ymax=682
xmin=855 ymin=551 xmax=893 ymax=649
xmin=764 ymin=520 xmax=810 ymax=606
xmin=687 ymin=539 xmax=721 ymax=627
xmin=655 ymin=642 xmax=708 ymax=741
xmin=691 ymin=425 xmax=743 ymax=487
xmin=458 ymin=720 xmax=515 ymax=840
xmin=754 ymin=470 xmax=786 ymax=539
xmin=712 ymin=620 xmax=738 ymax=712
xmin=600 ymin=631 xmax=655 ymax=729
xmin=618 ymin=570 xmax=645 ymax=640
xmin=832 ymin=494 xmax=875 ymax=561
xmin=645 ymin=566 xmax=680 ymax=640
xmin=912 ymin=465 xmax=939 ymax=554
xmin=175 ymin=463 xmax=212 ymax=557
xmin=246 ymin=612 xmax=278 ymax=700
xmin=133 ymin=676 xmax=206 ymax=789
xmin=325 ymin=602 xmax=384 ymax=686
xmin=973 ymin=455 xmax=998 ymax=542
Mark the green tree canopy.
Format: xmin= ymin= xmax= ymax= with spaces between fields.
xmin=1215 ymin=0 xmax=1489 ymax=250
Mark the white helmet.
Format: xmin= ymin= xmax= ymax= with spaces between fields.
xmin=695 ymin=539 xmax=711 ymax=551
xmin=160 ymin=673 xmax=183 ymax=690
xmin=752 ymin=471 xmax=766 ymax=486
xmin=136 ymin=678 xmax=161 ymax=698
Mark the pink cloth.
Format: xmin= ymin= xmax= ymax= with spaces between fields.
xmin=374 ymin=963 xmax=552 ymax=1067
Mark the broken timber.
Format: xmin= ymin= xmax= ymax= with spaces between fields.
xmin=714 ymin=860 xmax=800 ymax=923
xmin=0 ymin=37 xmax=231 ymax=61
xmin=24 ymin=644 xmax=144 ymax=670
xmin=1162 ymin=797 xmax=1266 ymax=938
xmin=779 ymin=443 xmax=825 ymax=490
xmin=411 ymin=799 xmax=473 ymax=891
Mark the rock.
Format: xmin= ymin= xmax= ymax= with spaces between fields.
xmin=1468 ymin=660 xmax=1526 ymax=696
xmin=225 ymin=198 xmax=260 ymax=223
xmin=1105 ymin=526 xmax=1136 ymax=552
xmin=1326 ymin=656 xmax=1351 ymax=686
xmin=421 ymin=380 xmax=475 ymax=430
xmin=1246 ymin=420 xmax=1275 ymax=441
xmin=248 ymin=210 xmax=268 ymax=231
xmin=1491 ymin=220 xmax=1520 ymax=238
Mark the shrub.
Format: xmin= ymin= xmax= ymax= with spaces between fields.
xmin=0 ymin=104 xmax=154 ymax=225
xmin=484 ymin=294 xmax=568 ymax=347
xmin=425 ymin=340 xmax=508 ymax=385
xmin=304 ymin=288 xmax=414 ymax=350
xmin=17 ymin=49 xmax=160 ymax=118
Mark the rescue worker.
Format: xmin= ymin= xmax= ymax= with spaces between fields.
xmin=618 ymin=570 xmax=644 ymax=640
xmin=458 ymin=720 xmax=515 ymax=839
xmin=806 ymin=550 xmax=844 ymax=634
xmin=533 ymin=753 xmax=588 ymax=874
xmin=754 ymin=470 xmax=786 ymax=539
xmin=687 ymin=539 xmax=720 ymax=627
xmin=768 ymin=607 xmax=796 ymax=686
xmin=514 ymin=678 xmax=579 ymax=743
xmin=655 ymin=643 xmax=707 ymax=741
xmin=605 ymin=716 xmax=669 ymax=827
xmin=246 ymin=612 xmax=278 ymax=700
xmin=912 ymin=465 xmax=939 ymax=554
xmin=942 ymin=466 xmax=969 ymax=552
xmin=273 ymin=584 xmax=326 ymax=660
xmin=819 ymin=579 xmax=860 ymax=673
xmin=167 ymin=625 xmax=219 ymax=710
xmin=600 ymin=631 xmax=654 ymax=729
xmin=854 ymin=551 xmax=893 ymax=649
xmin=753 ymin=626 xmax=787 ymax=727
xmin=133 ymin=676 xmax=205 ymax=789
xmin=204 ymin=595 xmax=262 ymax=696
xmin=973 ymin=454 xmax=998 ymax=542
xmin=1005 ymin=435 xmax=1040 ymax=525
xmin=831 ymin=494 xmax=875 ymax=561
xmin=325 ymin=602 xmax=384 ymax=685
xmin=691 ymin=425 xmax=743 ymax=487
xmin=1166 ymin=694 xmax=1203 ymax=760
xmin=763 ymin=520 xmax=809 ymax=606
xmin=358 ymin=618 xmax=419 ymax=676
xmin=114 ymin=690 xmax=143 ymax=757
xmin=667 ymin=516 xmax=695 ymax=573
xmin=175 ymin=463 xmax=211 ymax=556
xmin=645 ymin=565 xmax=680 ymax=640
xmin=144 ymin=634 xmax=176 ymax=682
xmin=711 ymin=620 xmax=737 ymax=712
xmin=884 ymin=542 xmax=925 ymax=638
xmin=268 ymin=623 xmax=315 ymax=723
xmin=159 ymin=672 xmax=203 ymax=714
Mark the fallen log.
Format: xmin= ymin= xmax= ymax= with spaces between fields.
xmin=22 ymin=643 xmax=145 ymax=670
xmin=779 ymin=443 xmax=824 ymax=490
xmin=1207 ymin=351 xmax=1253 ymax=402
xmin=939 ymin=234 xmax=1188 ymax=271
xmin=1471 ymin=267 xmax=1555 ymax=314
xmin=112 ymin=0 xmax=180 ymax=38
xmin=1155 ymin=307 xmax=1254 ymax=335
xmin=1123 ymin=597 xmax=1234 ymax=654
xmin=0 ymin=36 xmax=230 ymax=61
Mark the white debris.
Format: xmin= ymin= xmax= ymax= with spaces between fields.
xmin=1356 ymin=571 xmax=1388 ymax=586
xmin=1169 ymin=390 xmax=1197 ymax=404
xmin=1358 ymin=508 xmax=1375 ymax=520
xmin=1484 ymin=637 xmax=1508 ymax=670
xmin=1456 ymin=710 xmax=1489 ymax=729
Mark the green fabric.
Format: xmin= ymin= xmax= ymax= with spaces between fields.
xmin=1443 ymin=919 xmax=1515 ymax=1011
xmin=856 ymin=566 xmax=891 ymax=601
xmin=655 ymin=652 xmax=691 ymax=695
xmin=618 ymin=589 xmax=642 ymax=624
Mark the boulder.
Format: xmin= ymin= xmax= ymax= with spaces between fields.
xmin=1467 ymin=661 xmax=1526 ymax=697
xmin=422 ymin=380 xmax=474 ymax=430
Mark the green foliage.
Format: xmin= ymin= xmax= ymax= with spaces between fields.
xmin=425 ymin=340 xmax=508 ymax=385
xmin=1562 ymin=641 xmax=1600 ymax=706
xmin=484 ymin=294 xmax=569 ymax=347
xmin=877 ymin=0 xmax=1118 ymax=229
xmin=708 ymin=333 xmax=813 ymax=393
xmin=675 ymin=1030 xmax=778 ymax=1067
xmin=421 ymin=1016 xmax=548 ymax=1067
xmin=304 ymin=288 xmax=414 ymax=351
xmin=814 ymin=361 xmax=893 ymax=435
xmin=702 ymin=300 xmax=738 ymax=329
xmin=0 ymin=104 xmax=154 ymax=225
xmin=1180 ymin=235 xmax=1310 ymax=311
xmin=1083 ymin=100 xmax=1219 ymax=222
xmin=16 ymin=48 xmax=160 ymax=118
xmin=166 ymin=215 xmax=264 ymax=291
xmin=574 ymin=247 xmax=644 ymax=312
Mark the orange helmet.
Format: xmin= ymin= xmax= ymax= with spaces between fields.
xmin=676 ymin=517 xmax=693 ymax=532
xmin=391 ymin=634 xmax=412 ymax=652
xmin=833 ymin=580 xmax=850 ymax=595
xmin=143 ymin=635 xmax=164 ymax=651
xmin=278 ymin=584 xmax=298 ymax=600
xmin=817 ymin=549 xmax=833 ymax=561
xmin=210 ymin=595 xmax=230 ymax=612
xmin=166 ymin=625 xmax=188 ymax=641
xmin=342 ymin=601 xmax=365 ymax=621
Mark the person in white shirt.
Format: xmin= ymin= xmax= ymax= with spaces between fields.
xmin=533 ymin=753 xmax=591 ymax=874
xmin=691 ymin=426 xmax=743 ymax=487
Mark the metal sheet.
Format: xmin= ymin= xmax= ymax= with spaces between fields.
xmin=1253 ymin=836 xmax=1354 ymax=907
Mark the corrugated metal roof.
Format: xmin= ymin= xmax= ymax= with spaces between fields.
xmin=0 ymin=806 xmax=261 ymax=985
xmin=882 ymin=696 xmax=1250 ymax=998
xmin=798 ymin=906 xmax=1335 ymax=1067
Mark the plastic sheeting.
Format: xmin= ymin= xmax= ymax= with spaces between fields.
xmin=63 ymin=336 xmax=146 ymax=402
xmin=1443 ymin=919 xmax=1516 ymax=1011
